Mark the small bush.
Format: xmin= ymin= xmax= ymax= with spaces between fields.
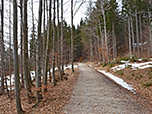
xmin=102 ymin=63 xmax=107 ymax=67
xmin=131 ymin=73 xmax=135 ymax=77
xmin=135 ymin=74 xmax=143 ymax=80
xmin=120 ymin=57 xmax=130 ymax=61
xmin=149 ymin=67 xmax=152 ymax=72
xmin=143 ymin=82 xmax=152 ymax=87
xmin=108 ymin=63 xmax=114 ymax=68
xmin=117 ymin=70 xmax=124 ymax=75
xmin=148 ymin=75 xmax=152 ymax=79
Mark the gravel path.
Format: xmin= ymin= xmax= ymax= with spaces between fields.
xmin=64 ymin=63 xmax=150 ymax=114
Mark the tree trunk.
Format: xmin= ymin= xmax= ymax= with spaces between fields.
xmin=101 ymin=4 xmax=109 ymax=63
xmin=139 ymin=14 xmax=143 ymax=56
xmin=31 ymin=0 xmax=36 ymax=81
xmin=0 ymin=0 xmax=5 ymax=94
xmin=61 ymin=0 xmax=64 ymax=75
xmin=43 ymin=0 xmax=46 ymax=70
xmin=57 ymin=0 xmax=62 ymax=80
xmin=131 ymin=17 xmax=135 ymax=57
xmin=23 ymin=0 xmax=32 ymax=103
xmin=90 ymin=38 xmax=93 ymax=62
xmin=13 ymin=0 xmax=24 ymax=113
xmin=112 ymin=21 xmax=117 ymax=60
xmin=148 ymin=10 xmax=152 ymax=55
xmin=52 ymin=0 xmax=56 ymax=86
xmin=43 ymin=0 xmax=52 ymax=92
xmin=20 ymin=0 xmax=24 ymax=88
xmin=98 ymin=19 xmax=105 ymax=63
xmin=135 ymin=9 xmax=140 ymax=57
xmin=9 ymin=0 xmax=12 ymax=96
xmin=128 ymin=17 xmax=132 ymax=58
xmin=94 ymin=38 xmax=97 ymax=60
xmin=36 ymin=0 xmax=43 ymax=104
xmin=71 ymin=0 xmax=74 ymax=72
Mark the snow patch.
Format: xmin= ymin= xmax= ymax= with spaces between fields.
xmin=112 ymin=61 xmax=152 ymax=71
xmin=98 ymin=70 xmax=136 ymax=94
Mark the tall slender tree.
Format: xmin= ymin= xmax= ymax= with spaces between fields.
xmin=52 ymin=0 xmax=56 ymax=86
xmin=71 ymin=0 xmax=74 ymax=72
xmin=43 ymin=0 xmax=52 ymax=91
xmin=23 ymin=0 xmax=32 ymax=102
xmin=20 ymin=0 xmax=24 ymax=87
xmin=13 ymin=0 xmax=24 ymax=113
xmin=36 ymin=0 xmax=43 ymax=103
xmin=57 ymin=0 xmax=62 ymax=80
xmin=0 ymin=0 xmax=5 ymax=94
xmin=61 ymin=0 xmax=64 ymax=74
xmin=9 ymin=0 xmax=12 ymax=97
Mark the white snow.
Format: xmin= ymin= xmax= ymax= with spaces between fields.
xmin=112 ymin=61 xmax=152 ymax=71
xmin=2 ymin=64 xmax=78 ymax=90
xmin=98 ymin=70 xmax=136 ymax=94
xmin=89 ymin=65 xmax=92 ymax=67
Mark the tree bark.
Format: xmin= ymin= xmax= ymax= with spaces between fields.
xmin=90 ymin=38 xmax=93 ymax=62
xmin=131 ymin=17 xmax=135 ymax=57
xmin=71 ymin=0 xmax=74 ymax=72
xmin=9 ymin=0 xmax=12 ymax=96
xmin=61 ymin=0 xmax=64 ymax=74
xmin=139 ymin=14 xmax=143 ymax=56
xmin=36 ymin=0 xmax=43 ymax=104
xmin=57 ymin=0 xmax=62 ymax=80
xmin=43 ymin=0 xmax=46 ymax=70
xmin=43 ymin=0 xmax=52 ymax=92
xmin=13 ymin=0 xmax=24 ymax=113
xmin=112 ymin=21 xmax=117 ymax=59
xmin=20 ymin=0 xmax=24 ymax=88
xmin=52 ymin=0 xmax=56 ymax=86
xmin=135 ymin=9 xmax=140 ymax=57
xmin=101 ymin=4 xmax=109 ymax=63
xmin=128 ymin=17 xmax=132 ymax=58
xmin=23 ymin=0 xmax=32 ymax=103
xmin=0 ymin=0 xmax=5 ymax=94
xmin=98 ymin=19 xmax=105 ymax=63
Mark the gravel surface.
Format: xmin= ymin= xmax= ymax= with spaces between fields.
xmin=64 ymin=63 xmax=150 ymax=114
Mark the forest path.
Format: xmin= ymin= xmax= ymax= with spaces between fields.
xmin=64 ymin=63 xmax=150 ymax=114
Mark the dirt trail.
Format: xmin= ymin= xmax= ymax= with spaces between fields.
xmin=64 ymin=63 xmax=150 ymax=114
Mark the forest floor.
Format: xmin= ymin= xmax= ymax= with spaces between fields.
xmin=86 ymin=60 xmax=152 ymax=112
xmin=0 ymin=68 xmax=79 ymax=114
xmin=64 ymin=63 xmax=150 ymax=114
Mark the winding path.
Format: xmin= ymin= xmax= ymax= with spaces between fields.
xmin=64 ymin=63 xmax=150 ymax=114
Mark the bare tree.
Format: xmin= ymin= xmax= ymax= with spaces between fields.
xmin=36 ymin=0 xmax=43 ymax=103
xmin=71 ymin=0 xmax=74 ymax=72
xmin=43 ymin=0 xmax=46 ymax=69
xmin=135 ymin=9 xmax=140 ymax=57
xmin=101 ymin=0 xmax=109 ymax=63
xmin=13 ymin=0 xmax=24 ymax=113
xmin=61 ymin=0 xmax=64 ymax=75
xmin=139 ymin=14 xmax=143 ymax=56
xmin=0 ymin=0 xmax=4 ymax=94
xmin=131 ymin=17 xmax=135 ymax=56
xmin=52 ymin=0 xmax=56 ymax=86
xmin=31 ymin=0 xmax=36 ymax=80
xmin=43 ymin=0 xmax=52 ymax=92
xmin=57 ymin=0 xmax=62 ymax=80
xmin=128 ymin=17 xmax=132 ymax=58
xmin=98 ymin=19 xmax=105 ymax=63
xmin=23 ymin=0 xmax=32 ymax=103
xmin=20 ymin=0 xmax=24 ymax=87
xmin=9 ymin=0 xmax=12 ymax=97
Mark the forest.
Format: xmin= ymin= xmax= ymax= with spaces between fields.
xmin=0 ymin=0 xmax=152 ymax=114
